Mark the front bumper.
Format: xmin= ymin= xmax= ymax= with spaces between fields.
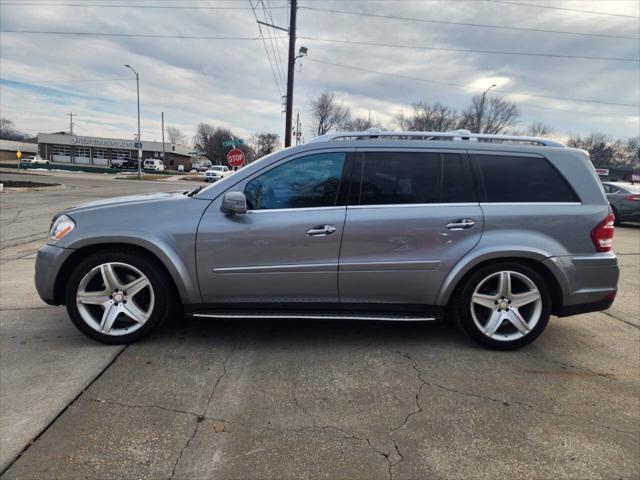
xmin=544 ymin=253 xmax=619 ymax=317
xmin=34 ymin=243 xmax=74 ymax=305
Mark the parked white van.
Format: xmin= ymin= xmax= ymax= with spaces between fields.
xmin=143 ymin=159 xmax=165 ymax=172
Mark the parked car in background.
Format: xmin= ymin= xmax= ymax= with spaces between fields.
xmin=111 ymin=159 xmax=137 ymax=169
xmin=203 ymin=165 xmax=230 ymax=182
xmin=193 ymin=159 xmax=212 ymax=172
xmin=602 ymin=182 xmax=640 ymax=224
xmin=143 ymin=159 xmax=166 ymax=172
xmin=35 ymin=130 xmax=619 ymax=350
xmin=24 ymin=155 xmax=50 ymax=165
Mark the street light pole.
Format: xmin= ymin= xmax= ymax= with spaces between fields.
xmin=125 ymin=64 xmax=142 ymax=179
xmin=478 ymin=84 xmax=497 ymax=133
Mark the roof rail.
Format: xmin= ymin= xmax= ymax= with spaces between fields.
xmin=308 ymin=129 xmax=565 ymax=147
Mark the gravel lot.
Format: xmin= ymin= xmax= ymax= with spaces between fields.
xmin=1 ymin=170 xmax=638 ymax=479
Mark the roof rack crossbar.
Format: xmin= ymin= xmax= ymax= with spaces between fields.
xmin=308 ymin=129 xmax=565 ymax=147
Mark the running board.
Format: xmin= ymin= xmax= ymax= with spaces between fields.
xmin=189 ymin=312 xmax=437 ymax=322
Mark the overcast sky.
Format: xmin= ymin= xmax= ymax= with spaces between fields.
xmin=0 ymin=0 xmax=638 ymax=145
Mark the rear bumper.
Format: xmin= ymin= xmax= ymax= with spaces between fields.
xmin=35 ymin=243 xmax=74 ymax=305
xmin=556 ymin=296 xmax=615 ymax=317
xmin=543 ymin=253 xmax=619 ymax=317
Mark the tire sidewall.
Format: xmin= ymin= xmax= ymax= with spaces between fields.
xmin=458 ymin=262 xmax=551 ymax=350
xmin=65 ymin=250 xmax=172 ymax=344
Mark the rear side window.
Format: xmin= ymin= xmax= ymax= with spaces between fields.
xmin=357 ymin=151 xmax=476 ymax=205
xmin=473 ymin=154 xmax=578 ymax=203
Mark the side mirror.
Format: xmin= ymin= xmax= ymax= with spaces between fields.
xmin=221 ymin=191 xmax=247 ymax=215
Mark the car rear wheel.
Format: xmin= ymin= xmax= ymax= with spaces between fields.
xmin=455 ymin=262 xmax=551 ymax=350
xmin=65 ymin=250 xmax=175 ymax=344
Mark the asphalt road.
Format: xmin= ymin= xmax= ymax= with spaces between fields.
xmin=1 ymin=170 xmax=638 ymax=479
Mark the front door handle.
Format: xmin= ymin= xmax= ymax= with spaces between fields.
xmin=306 ymin=225 xmax=337 ymax=236
xmin=446 ymin=218 xmax=477 ymax=230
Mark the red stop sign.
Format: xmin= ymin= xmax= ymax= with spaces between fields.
xmin=227 ymin=148 xmax=245 ymax=167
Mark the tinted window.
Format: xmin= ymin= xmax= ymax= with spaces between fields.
xmin=357 ymin=151 xmax=476 ymax=205
xmin=244 ymin=152 xmax=346 ymax=210
xmin=473 ymin=154 xmax=578 ymax=203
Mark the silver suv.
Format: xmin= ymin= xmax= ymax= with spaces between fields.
xmin=35 ymin=130 xmax=619 ymax=349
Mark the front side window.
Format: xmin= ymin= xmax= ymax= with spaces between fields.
xmin=244 ymin=152 xmax=346 ymax=210
xmin=357 ymin=151 xmax=476 ymax=205
xmin=473 ymin=154 xmax=578 ymax=203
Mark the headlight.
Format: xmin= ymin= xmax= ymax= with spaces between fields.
xmin=49 ymin=215 xmax=75 ymax=242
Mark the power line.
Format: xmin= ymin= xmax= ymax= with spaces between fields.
xmin=484 ymin=0 xmax=640 ymax=19
xmin=265 ymin=0 xmax=290 ymax=77
xmin=304 ymin=58 xmax=638 ymax=108
xmin=299 ymin=6 xmax=638 ymax=41
xmin=0 ymin=2 xmax=287 ymax=9
xmin=300 ymin=36 xmax=640 ymax=63
xmin=249 ymin=1 xmax=285 ymax=97
xmin=4 ymin=29 xmax=637 ymax=63
xmin=0 ymin=29 xmax=264 ymax=40
xmin=261 ymin=0 xmax=287 ymax=92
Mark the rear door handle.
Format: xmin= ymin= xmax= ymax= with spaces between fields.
xmin=306 ymin=225 xmax=337 ymax=236
xmin=446 ymin=218 xmax=477 ymax=230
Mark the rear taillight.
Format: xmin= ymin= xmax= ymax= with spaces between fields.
xmin=591 ymin=213 xmax=615 ymax=252
xmin=624 ymin=194 xmax=640 ymax=201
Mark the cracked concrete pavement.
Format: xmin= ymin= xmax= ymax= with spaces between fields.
xmin=1 ymin=170 xmax=639 ymax=479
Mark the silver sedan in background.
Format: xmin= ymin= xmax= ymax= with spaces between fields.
xmin=602 ymin=182 xmax=640 ymax=224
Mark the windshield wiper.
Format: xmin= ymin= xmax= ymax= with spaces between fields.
xmin=186 ymin=185 xmax=205 ymax=197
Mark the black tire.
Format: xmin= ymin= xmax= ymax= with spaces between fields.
xmin=65 ymin=249 xmax=175 ymax=344
xmin=454 ymin=261 xmax=551 ymax=350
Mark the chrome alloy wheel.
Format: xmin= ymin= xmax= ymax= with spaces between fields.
xmin=75 ymin=262 xmax=155 ymax=336
xmin=470 ymin=270 xmax=543 ymax=342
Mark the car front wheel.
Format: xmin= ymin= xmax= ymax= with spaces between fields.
xmin=455 ymin=262 xmax=551 ymax=350
xmin=65 ymin=250 xmax=175 ymax=344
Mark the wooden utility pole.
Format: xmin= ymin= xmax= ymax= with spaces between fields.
xmin=284 ymin=0 xmax=297 ymax=147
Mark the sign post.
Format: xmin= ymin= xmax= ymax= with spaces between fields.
xmin=227 ymin=148 xmax=245 ymax=168
xmin=16 ymin=150 xmax=22 ymax=170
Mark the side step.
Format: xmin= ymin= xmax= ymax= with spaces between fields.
xmin=189 ymin=311 xmax=438 ymax=322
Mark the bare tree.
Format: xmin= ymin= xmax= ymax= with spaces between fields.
xmin=567 ymin=132 xmax=615 ymax=166
xmin=459 ymin=95 xmax=519 ymax=134
xmin=567 ymin=132 xmax=640 ymax=168
xmin=249 ymin=132 xmax=280 ymax=159
xmin=193 ymin=123 xmax=235 ymax=165
xmin=309 ymin=91 xmax=351 ymax=136
xmin=527 ymin=122 xmax=553 ymax=137
xmin=396 ymin=102 xmax=459 ymax=132
xmin=620 ymin=136 xmax=640 ymax=168
xmin=341 ymin=116 xmax=381 ymax=132
xmin=0 ymin=117 xmax=19 ymax=140
xmin=166 ymin=126 xmax=187 ymax=145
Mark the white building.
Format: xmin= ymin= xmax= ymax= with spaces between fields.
xmin=37 ymin=132 xmax=192 ymax=169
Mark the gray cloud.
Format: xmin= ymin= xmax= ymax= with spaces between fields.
xmin=0 ymin=0 xmax=638 ymax=143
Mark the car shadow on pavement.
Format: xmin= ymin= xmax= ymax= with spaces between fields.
xmin=154 ymin=314 xmax=474 ymax=351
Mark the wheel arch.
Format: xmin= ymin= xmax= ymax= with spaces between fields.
xmin=53 ymin=241 xmax=196 ymax=306
xmin=438 ymin=252 xmax=565 ymax=316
